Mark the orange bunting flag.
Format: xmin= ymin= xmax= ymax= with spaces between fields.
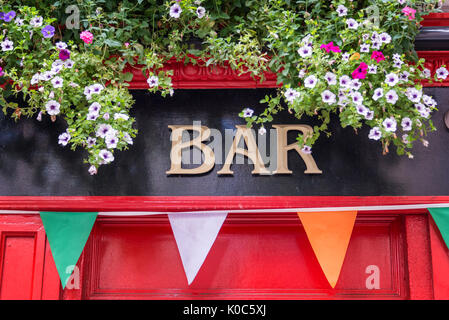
xmin=297 ymin=211 xmax=357 ymax=288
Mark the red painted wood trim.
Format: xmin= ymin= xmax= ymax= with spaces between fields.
xmin=429 ymin=216 xmax=449 ymax=300
xmin=421 ymin=13 xmax=449 ymax=27
xmin=0 ymin=196 xmax=447 ymax=212
xmin=0 ymin=215 xmax=60 ymax=299
xmin=404 ymin=215 xmax=434 ymax=299
xmin=123 ymin=52 xmax=449 ymax=89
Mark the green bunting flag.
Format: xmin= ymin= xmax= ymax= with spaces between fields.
xmin=429 ymin=208 xmax=449 ymax=250
xmin=40 ymin=212 xmax=98 ymax=289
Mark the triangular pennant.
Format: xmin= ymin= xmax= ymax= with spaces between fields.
xmin=40 ymin=212 xmax=98 ymax=289
xmin=429 ymin=207 xmax=449 ymax=250
xmin=168 ymin=212 xmax=227 ymax=285
xmin=297 ymin=211 xmax=357 ymax=288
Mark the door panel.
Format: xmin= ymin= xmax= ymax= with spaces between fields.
xmin=82 ymin=213 xmax=407 ymax=300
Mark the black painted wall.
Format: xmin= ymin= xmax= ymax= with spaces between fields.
xmin=0 ymin=88 xmax=448 ymax=196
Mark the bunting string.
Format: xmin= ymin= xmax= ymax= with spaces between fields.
xmin=1 ymin=202 xmax=449 ymax=215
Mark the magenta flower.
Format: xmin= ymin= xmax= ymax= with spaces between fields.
xmin=402 ymin=7 xmax=416 ymax=20
xmin=0 ymin=66 xmax=4 ymax=77
xmin=80 ymin=30 xmax=94 ymax=44
xmin=59 ymin=49 xmax=71 ymax=61
xmin=371 ymin=51 xmax=385 ymax=63
xmin=320 ymin=42 xmax=341 ymax=53
xmin=352 ymin=62 xmax=369 ymax=79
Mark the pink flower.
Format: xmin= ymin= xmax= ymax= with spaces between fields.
xmin=320 ymin=42 xmax=341 ymax=53
xmin=402 ymin=7 xmax=416 ymax=20
xmin=0 ymin=67 xmax=4 ymax=77
xmin=352 ymin=62 xmax=368 ymax=79
xmin=80 ymin=30 xmax=94 ymax=44
xmin=124 ymin=42 xmax=130 ymax=48
xmin=371 ymin=51 xmax=385 ymax=63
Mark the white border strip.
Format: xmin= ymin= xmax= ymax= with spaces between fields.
xmin=0 ymin=202 xmax=448 ymax=216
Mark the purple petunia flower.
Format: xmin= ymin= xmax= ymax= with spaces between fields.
xmin=3 ymin=11 xmax=16 ymax=22
xmin=59 ymin=49 xmax=71 ymax=61
xmin=41 ymin=25 xmax=55 ymax=38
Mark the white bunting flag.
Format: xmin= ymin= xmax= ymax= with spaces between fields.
xmin=168 ymin=212 xmax=228 ymax=285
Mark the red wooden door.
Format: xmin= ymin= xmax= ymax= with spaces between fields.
xmin=80 ymin=213 xmax=408 ymax=300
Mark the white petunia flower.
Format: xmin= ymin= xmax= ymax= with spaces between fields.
xmin=284 ymin=88 xmax=300 ymax=103
xmin=351 ymin=79 xmax=362 ymax=91
xmin=15 ymin=17 xmax=24 ymax=26
xmin=40 ymin=71 xmax=53 ymax=81
xmin=336 ymin=5 xmax=348 ymax=17
xmin=304 ymin=75 xmax=318 ymax=88
xmin=105 ymin=132 xmax=118 ymax=149
xmin=114 ymin=113 xmax=130 ymax=120
xmin=56 ymin=41 xmax=67 ymax=50
xmin=365 ymin=109 xmax=374 ymax=120
xmin=1 ymin=39 xmax=14 ymax=51
xmin=321 ymin=90 xmax=336 ymax=105
xmin=196 ymin=6 xmax=206 ymax=18
xmin=301 ymin=145 xmax=312 ymax=154
xmin=422 ymin=68 xmax=431 ymax=78
xmin=98 ymin=149 xmax=114 ymax=163
xmin=51 ymin=76 xmax=63 ymax=88
xmin=360 ymin=44 xmax=370 ymax=53
xmin=88 ymin=165 xmax=97 ymax=175
xmin=169 ymin=3 xmax=182 ymax=19
xmin=96 ymin=124 xmax=113 ymax=138
xmin=385 ymin=90 xmax=399 ymax=104
xmin=346 ymin=18 xmax=359 ymax=29
xmin=87 ymin=137 xmax=96 ymax=148
xmin=89 ymin=102 xmax=101 ymax=114
xmin=356 ymin=104 xmax=368 ymax=116
xmin=379 ymin=33 xmax=391 ymax=44
xmin=31 ymin=73 xmax=40 ymax=85
xmin=406 ymin=88 xmax=422 ymax=103
xmin=325 ymin=72 xmax=337 ymax=85
xmin=401 ymin=117 xmax=413 ymax=131
xmin=58 ymin=132 xmax=71 ymax=146
xmin=45 ymin=100 xmax=61 ymax=115
xmin=436 ymin=67 xmax=449 ymax=80
xmin=30 ymin=16 xmax=43 ymax=27
xmin=123 ymin=132 xmax=133 ymax=145
xmin=382 ymin=117 xmax=397 ymax=132
xmin=385 ymin=73 xmax=399 ymax=86
xmin=351 ymin=92 xmax=364 ymax=105
xmin=399 ymin=71 xmax=410 ymax=82
xmin=368 ymin=127 xmax=382 ymax=141
xmin=298 ymin=45 xmax=313 ymax=58
xmin=147 ymin=76 xmax=159 ymax=88
xmin=339 ymin=75 xmax=351 ymax=88
xmin=64 ymin=59 xmax=74 ymax=68
xmin=243 ymin=108 xmax=254 ymax=118
xmin=87 ymin=112 xmax=99 ymax=121
xmin=90 ymin=83 xmax=104 ymax=94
